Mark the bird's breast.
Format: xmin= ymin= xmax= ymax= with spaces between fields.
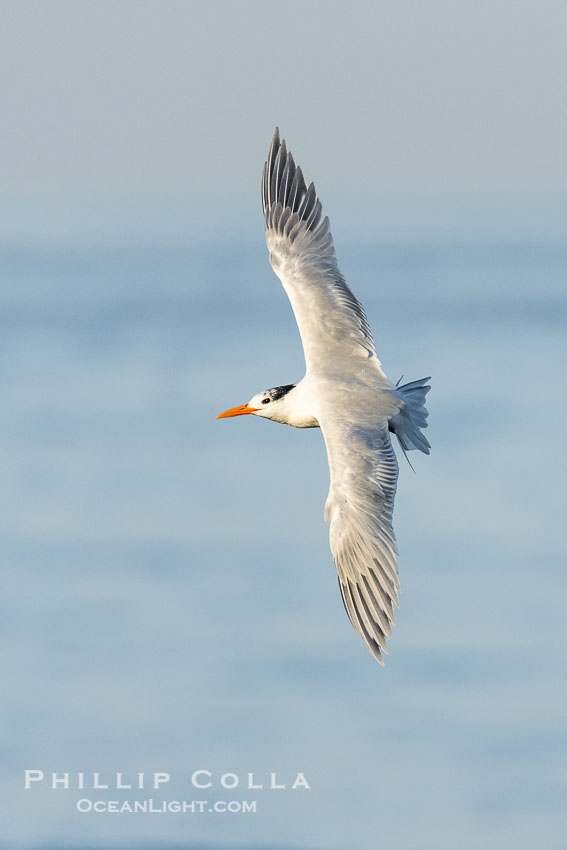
xmin=289 ymin=412 xmax=320 ymax=429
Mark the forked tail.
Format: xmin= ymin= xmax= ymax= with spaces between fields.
xmin=389 ymin=377 xmax=431 ymax=456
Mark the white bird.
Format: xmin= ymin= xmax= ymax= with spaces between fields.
xmin=217 ymin=129 xmax=430 ymax=664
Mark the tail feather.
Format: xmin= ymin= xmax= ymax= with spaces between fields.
xmin=389 ymin=377 xmax=431 ymax=455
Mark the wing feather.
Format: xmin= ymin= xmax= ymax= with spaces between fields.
xmin=320 ymin=414 xmax=400 ymax=664
xmin=262 ymin=128 xmax=379 ymax=375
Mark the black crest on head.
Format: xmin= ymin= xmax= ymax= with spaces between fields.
xmin=268 ymin=384 xmax=296 ymax=401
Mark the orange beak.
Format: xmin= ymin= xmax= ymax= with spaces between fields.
xmin=216 ymin=404 xmax=261 ymax=419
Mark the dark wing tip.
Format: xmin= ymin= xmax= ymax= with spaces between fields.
xmin=339 ymin=578 xmax=390 ymax=666
xmin=262 ymin=129 xmax=322 ymax=235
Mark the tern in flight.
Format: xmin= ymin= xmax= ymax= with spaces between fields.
xmin=217 ymin=129 xmax=431 ymax=664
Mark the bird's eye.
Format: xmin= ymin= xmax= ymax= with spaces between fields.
xmin=262 ymin=398 xmax=270 ymax=404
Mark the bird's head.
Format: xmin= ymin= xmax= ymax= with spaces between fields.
xmin=217 ymin=384 xmax=297 ymax=424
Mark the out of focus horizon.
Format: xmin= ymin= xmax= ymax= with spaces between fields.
xmin=2 ymin=0 xmax=567 ymax=202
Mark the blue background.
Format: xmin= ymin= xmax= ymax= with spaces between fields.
xmin=1 ymin=2 xmax=566 ymax=848
xmin=2 ymin=197 xmax=566 ymax=849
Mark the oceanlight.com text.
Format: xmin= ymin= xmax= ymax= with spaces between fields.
xmin=76 ymin=798 xmax=257 ymax=814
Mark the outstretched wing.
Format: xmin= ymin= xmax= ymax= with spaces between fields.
xmin=320 ymin=413 xmax=400 ymax=665
xmin=262 ymin=128 xmax=380 ymax=376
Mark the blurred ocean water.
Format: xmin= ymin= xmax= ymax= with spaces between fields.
xmin=1 ymin=198 xmax=566 ymax=850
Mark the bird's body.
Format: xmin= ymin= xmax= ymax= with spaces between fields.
xmin=218 ymin=129 xmax=430 ymax=664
